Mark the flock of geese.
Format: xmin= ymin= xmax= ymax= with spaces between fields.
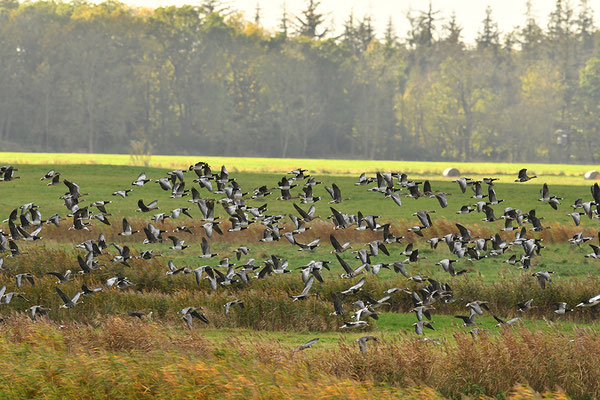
xmin=1 ymin=164 xmax=600 ymax=353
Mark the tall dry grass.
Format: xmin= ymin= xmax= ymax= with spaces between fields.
xmin=0 ymin=318 xmax=584 ymax=399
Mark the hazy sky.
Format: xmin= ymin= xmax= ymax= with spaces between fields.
xmin=124 ymin=0 xmax=600 ymax=43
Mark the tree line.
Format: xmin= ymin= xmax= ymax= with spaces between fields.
xmin=1 ymin=0 xmax=600 ymax=163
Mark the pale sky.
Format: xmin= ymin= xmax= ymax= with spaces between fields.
xmin=124 ymin=0 xmax=600 ymax=43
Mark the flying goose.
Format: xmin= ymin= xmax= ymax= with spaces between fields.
xmin=567 ymin=212 xmax=585 ymax=226
xmin=493 ymin=315 xmax=520 ymax=327
xmin=336 ymin=254 xmax=366 ymax=279
xmin=329 ymin=292 xmax=345 ymax=316
xmin=46 ymin=270 xmax=73 ymax=284
xmin=585 ymin=244 xmax=600 ymax=259
xmin=166 ymin=260 xmax=188 ymax=275
xmin=128 ymin=311 xmax=153 ymax=321
xmin=412 ymin=305 xmax=435 ymax=321
xmin=330 ymin=234 xmax=351 ymax=253
xmin=202 ymin=221 xmax=222 ymax=238
xmin=233 ymin=246 xmax=250 ymax=260
xmin=487 ymin=185 xmax=502 ymax=205
xmin=132 ymin=172 xmax=150 ymax=186
xmin=432 ymin=192 xmax=449 ymax=208
xmin=453 ymin=177 xmax=472 ymax=193
xmin=199 ymin=237 xmax=217 ymax=258
xmin=340 ymin=320 xmax=368 ymax=329
xmin=15 ymin=273 xmax=34 ymax=288
xmin=516 ymin=298 xmax=535 ymax=312
xmin=105 ymin=276 xmax=135 ymax=289
xmin=515 ymin=168 xmax=536 ymax=182
xmin=154 ymin=178 xmax=173 ymax=192
xmin=293 ymin=338 xmax=319 ymax=352
xmin=111 ymin=244 xmax=132 ymax=267
xmin=137 ymin=199 xmax=159 ymax=213
xmin=168 ymin=236 xmax=188 ymax=251
xmin=40 ymin=170 xmax=58 ymax=181
xmin=179 ymin=307 xmax=209 ymax=329
xmin=28 ymin=305 xmax=49 ymax=321
xmin=119 ymin=218 xmax=139 ymax=236
xmin=81 ymin=284 xmax=103 ymax=295
xmin=224 ymin=299 xmax=244 ymax=316
xmin=455 ymin=310 xmax=479 ymax=326
xmin=56 ymin=287 xmax=83 ymax=309
xmin=325 ymin=183 xmax=346 ymax=204
xmin=341 ymin=277 xmax=366 ymax=295
xmin=290 ymin=275 xmax=314 ymax=301
xmin=532 ymin=270 xmax=553 ymax=289
xmin=355 ymin=335 xmax=378 ymax=353
xmin=112 ymin=189 xmax=133 ymax=198
xmin=466 ymin=301 xmax=490 ymax=315
xmin=413 ymin=320 xmax=435 ymax=335
xmin=575 ymin=293 xmax=600 ymax=307
xmin=554 ymin=302 xmax=573 ymax=314
xmin=355 ymin=173 xmax=375 ymax=186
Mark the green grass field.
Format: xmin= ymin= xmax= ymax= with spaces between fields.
xmin=1 ymin=153 xmax=600 ymax=399
xmin=1 ymin=151 xmax=599 ymax=184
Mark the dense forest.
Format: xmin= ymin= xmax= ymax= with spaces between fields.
xmin=1 ymin=0 xmax=600 ymax=162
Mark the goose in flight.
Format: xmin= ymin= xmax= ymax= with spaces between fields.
xmin=466 ymin=301 xmax=490 ymax=316
xmin=295 ymin=237 xmax=321 ymax=251
xmin=166 ymin=260 xmax=189 ymax=275
xmin=136 ymin=199 xmax=159 ymax=213
xmin=224 ymin=299 xmax=244 ymax=316
xmin=585 ymin=244 xmax=600 ymax=259
xmin=199 ymin=237 xmax=218 ymax=258
xmin=330 ymin=234 xmax=351 ymax=253
xmin=15 ymin=273 xmax=35 ymax=288
xmin=40 ymin=170 xmax=59 ymax=181
xmin=179 ymin=307 xmax=209 ymax=329
xmin=340 ymin=321 xmax=368 ymax=329
xmin=515 ymin=168 xmax=536 ymax=182
xmin=355 ymin=173 xmax=375 ymax=186
xmin=554 ymin=302 xmax=573 ymax=314
xmin=293 ymin=203 xmax=318 ymax=222
xmin=493 ymin=315 xmax=520 ymax=327
xmin=46 ymin=270 xmax=73 ymax=284
xmin=132 ymin=172 xmax=150 ymax=186
xmin=413 ymin=320 xmax=435 ymax=335
xmin=532 ymin=270 xmax=553 ymax=289
xmin=341 ymin=277 xmax=366 ymax=295
xmin=412 ymin=305 xmax=435 ymax=321
xmin=325 ymin=183 xmax=347 ymax=204
xmin=168 ymin=236 xmax=188 ymax=251
xmin=329 ymin=292 xmax=345 ymax=316
xmin=119 ymin=218 xmax=139 ymax=236
xmin=576 ymin=293 xmax=600 ymax=307
xmin=293 ymin=338 xmax=319 ymax=352
xmin=56 ymin=287 xmax=83 ymax=309
xmin=290 ymin=276 xmax=314 ymax=301
xmin=81 ymin=284 xmax=103 ymax=295
xmin=111 ymin=244 xmax=132 ymax=267
xmin=453 ymin=177 xmax=472 ymax=193
xmin=112 ymin=189 xmax=133 ymax=198
xmin=355 ymin=336 xmax=378 ymax=353
xmin=487 ymin=185 xmax=502 ymax=205
xmin=516 ymin=298 xmax=535 ymax=312
xmin=567 ymin=212 xmax=585 ymax=226
xmin=455 ymin=310 xmax=479 ymax=326
xmin=28 ymin=305 xmax=49 ymax=321
xmin=128 ymin=311 xmax=153 ymax=321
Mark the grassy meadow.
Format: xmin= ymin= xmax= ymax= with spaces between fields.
xmin=1 ymin=153 xmax=600 ymax=398
xmin=1 ymin=151 xmax=599 ymax=184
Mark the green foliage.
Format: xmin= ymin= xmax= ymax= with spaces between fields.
xmin=0 ymin=1 xmax=599 ymax=162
